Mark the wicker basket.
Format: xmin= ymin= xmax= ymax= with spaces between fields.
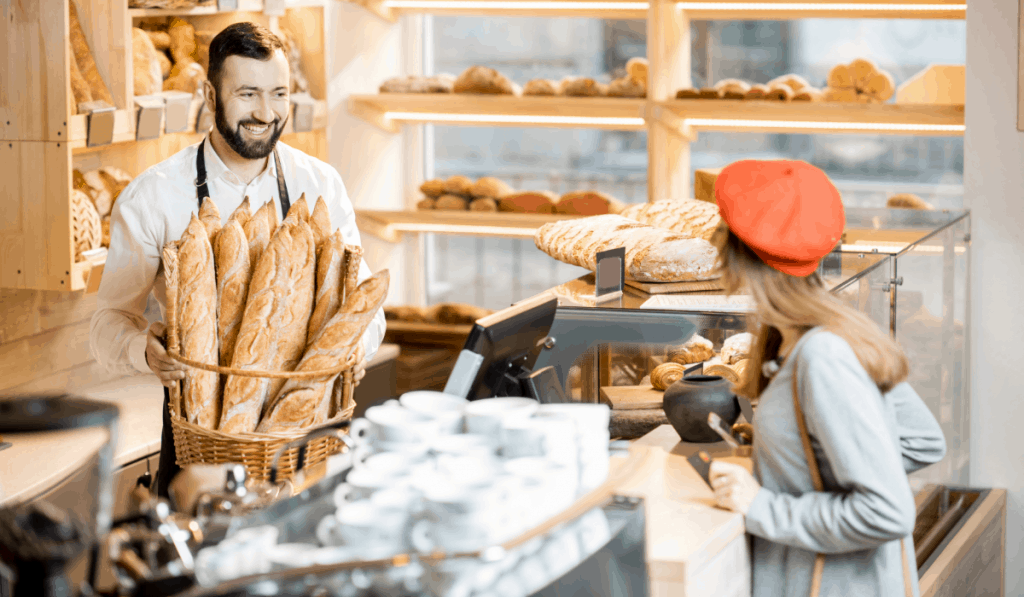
xmin=163 ymin=243 xmax=357 ymax=483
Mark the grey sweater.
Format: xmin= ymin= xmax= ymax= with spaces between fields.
xmin=746 ymin=330 xmax=946 ymax=597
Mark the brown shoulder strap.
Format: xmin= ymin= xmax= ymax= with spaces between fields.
xmin=790 ymin=358 xmax=913 ymax=597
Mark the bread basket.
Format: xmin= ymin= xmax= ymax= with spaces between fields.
xmin=162 ymin=243 xmax=356 ymax=483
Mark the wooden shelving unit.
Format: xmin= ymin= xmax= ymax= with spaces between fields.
xmin=356 ymin=209 xmax=584 ymax=242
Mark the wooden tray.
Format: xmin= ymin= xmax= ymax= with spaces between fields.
xmin=625 ymin=278 xmax=725 ymax=295
xmin=601 ymin=385 xmax=665 ymax=411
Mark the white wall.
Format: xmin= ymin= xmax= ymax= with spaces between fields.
xmin=964 ymin=0 xmax=1024 ymax=592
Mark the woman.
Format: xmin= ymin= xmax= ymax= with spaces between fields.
xmin=707 ymin=160 xmax=947 ymax=597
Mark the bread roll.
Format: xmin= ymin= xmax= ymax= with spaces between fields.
xmin=556 ymin=191 xmax=620 ymax=216
xmin=744 ymin=84 xmax=770 ymax=100
xmin=132 ymin=27 xmax=162 ymax=96
xmin=534 ymin=215 xmax=720 ymax=282
xmin=863 ymin=71 xmax=895 ymax=102
xmin=164 ymin=61 xmax=205 ymax=94
xmin=167 ymin=17 xmax=198 ymax=65
xmin=768 ymin=74 xmax=810 ymax=94
xmin=561 ymin=78 xmax=608 ymax=97
xmin=625 ymin=57 xmax=648 ymax=85
xmin=453 ymin=66 xmax=518 ymax=95
xmin=887 ymin=193 xmax=933 ymax=210
xmin=499 ymin=191 xmax=557 ymax=214
xmin=607 ymin=77 xmax=646 ymax=98
xmin=675 ymin=88 xmax=700 ymax=99
xmin=435 ymin=194 xmax=469 ymax=210
xmin=69 ymin=47 xmax=92 ymax=112
xmin=470 ymin=177 xmax=513 ymax=199
xmin=420 ymin=178 xmax=446 ymax=198
xmin=69 ymin=0 xmax=114 ymax=106
xmin=668 ymin=334 xmax=714 ymax=365
xmin=310 ymin=196 xmax=331 ymax=246
xmin=721 ymin=332 xmax=753 ymax=365
xmin=523 ymin=79 xmax=559 ymax=96
xmin=243 ymin=202 xmax=272 ymax=270
xmin=849 ymin=58 xmax=878 ymax=89
xmin=430 ymin=303 xmax=493 ymax=325
xmin=198 ymin=197 xmax=222 ymax=242
xmin=470 ymin=198 xmax=498 ymax=212
xmin=215 ymin=220 xmax=251 ymax=373
xmin=258 ymin=270 xmax=390 ymax=432
xmin=618 ymin=200 xmax=721 ymax=241
xmin=651 ymin=362 xmax=685 ymax=391
xmin=793 ymin=87 xmax=824 ymax=102
xmin=714 ymin=78 xmax=751 ymax=99
xmin=220 ymin=221 xmax=316 ymax=433
xmin=146 ymin=30 xmax=171 ymax=51
xmin=177 ymin=215 xmax=220 ymax=429
xmin=307 ymin=232 xmax=345 ymax=347
xmin=765 ymin=83 xmax=794 ymax=101
xmin=443 ymin=175 xmax=473 ymax=196
xmin=416 ymin=197 xmax=437 ymax=210
xmin=824 ymin=86 xmax=858 ymax=102
xmin=699 ymin=87 xmax=723 ymax=99
xmin=827 ymin=63 xmax=854 ymax=90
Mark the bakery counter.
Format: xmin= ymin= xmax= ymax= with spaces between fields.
xmin=615 ymin=425 xmax=753 ymax=597
xmin=0 ymin=375 xmax=165 ymax=507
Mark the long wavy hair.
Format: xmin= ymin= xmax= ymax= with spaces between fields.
xmin=715 ymin=225 xmax=909 ymax=399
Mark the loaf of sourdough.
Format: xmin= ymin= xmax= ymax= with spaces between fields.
xmin=177 ymin=215 xmax=220 ymax=429
xmin=618 ymin=200 xmax=721 ymax=241
xmin=220 ymin=220 xmax=316 ymax=433
xmin=258 ymin=270 xmax=390 ymax=432
xmin=534 ymin=215 xmax=720 ymax=282
xmin=307 ymin=231 xmax=345 ymax=346
xmin=214 ymin=219 xmax=251 ymax=372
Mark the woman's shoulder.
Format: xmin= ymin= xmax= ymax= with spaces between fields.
xmin=795 ymin=329 xmax=861 ymax=369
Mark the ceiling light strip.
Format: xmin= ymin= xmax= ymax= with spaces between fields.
xmin=383 ymin=0 xmax=648 ymax=9
xmin=683 ymin=118 xmax=965 ymax=133
xmin=385 ymin=112 xmax=646 ymax=127
xmin=676 ymin=2 xmax=964 ymax=10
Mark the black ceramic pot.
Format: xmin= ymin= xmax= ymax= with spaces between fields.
xmin=663 ymin=375 xmax=740 ymax=443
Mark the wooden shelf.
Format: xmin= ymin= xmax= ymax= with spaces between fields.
xmin=348 ymin=94 xmax=647 ymax=132
xmin=673 ymin=0 xmax=965 ymax=20
xmin=129 ymin=0 xmax=263 ymax=17
xmin=354 ymin=0 xmax=647 ymax=21
xmin=355 ymin=209 xmax=584 ymax=242
xmin=67 ymin=109 xmax=137 ymax=149
xmin=659 ymin=100 xmax=965 ymax=136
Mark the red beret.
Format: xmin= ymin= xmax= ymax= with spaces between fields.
xmin=714 ymin=160 xmax=844 ymax=277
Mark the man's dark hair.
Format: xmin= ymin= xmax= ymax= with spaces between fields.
xmin=207 ymin=22 xmax=286 ymax=95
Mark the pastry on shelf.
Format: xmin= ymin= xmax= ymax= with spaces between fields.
xmin=720 ymin=332 xmax=754 ymax=365
xmin=824 ymin=58 xmax=895 ymax=103
xmin=793 ymin=87 xmax=825 ymax=102
xmin=744 ymin=84 xmax=770 ymax=100
xmin=384 ymin=305 xmax=432 ymax=323
xmin=607 ymin=76 xmax=646 ymax=98
xmin=668 ymin=334 xmax=714 ymax=365
xmin=430 ymin=303 xmax=494 ymax=325
xmin=768 ymin=74 xmax=811 ymax=94
xmin=703 ymin=358 xmax=739 ymax=384
xmin=619 ymin=199 xmax=721 ymax=241
xmin=420 ymin=179 xmax=447 ymax=198
xmin=765 ymin=82 xmax=795 ymax=101
xmin=435 ymin=194 xmax=470 ymax=211
xmin=699 ymin=87 xmax=723 ymax=99
xmin=714 ymin=78 xmax=750 ymax=100
xmin=470 ymin=197 xmax=499 ymax=212
xmin=561 ymin=77 xmax=608 ymax=98
xmin=416 ymin=197 xmax=436 ymax=210
xmin=675 ymin=88 xmax=700 ymax=99
xmin=498 ymin=191 xmax=558 ymax=214
xmin=453 ymin=66 xmax=519 ymax=96
xmin=470 ymin=176 xmax=513 ymax=199
xmin=887 ymin=193 xmax=934 ymax=210
xmin=69 ymin=0 xmax=114 ymax=107
xmin=625 ymin=57 xmax=648 ymax=85
xmin=379 ymin=74 xmax=455 ymax=94
xmin=555 ymin=191 xmax=625 ymax=216
xmin=443 ymin=175 xmax=474 ymax=197
xmin=132 ymin=27 xmax=164 ymax=96
xmin=523 ymin=79 xmax=560 ymax=96
xmin=651 ymin=362 xmax=686 ymax=391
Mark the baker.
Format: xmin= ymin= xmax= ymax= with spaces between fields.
xmin=89 ymin=22 xmax=385 ymax=498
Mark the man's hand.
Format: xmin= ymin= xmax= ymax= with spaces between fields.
xmin=146 ymin=322 xmax=187 ymax=388
xmin=351 ymin=344 xmax=367 ymax=387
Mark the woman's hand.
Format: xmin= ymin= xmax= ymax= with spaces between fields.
xmin=710 ymin=460 xmax=762 ymax=515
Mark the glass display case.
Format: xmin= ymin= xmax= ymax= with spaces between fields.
xmin=527 ymin=208 xmax=971 ymax=488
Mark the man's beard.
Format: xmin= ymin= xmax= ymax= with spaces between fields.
xmin=215 ymin=101 xmax=287 ymax=160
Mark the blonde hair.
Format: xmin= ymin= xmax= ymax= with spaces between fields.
xmin=718 ymin=229 xmax=908 ymax=399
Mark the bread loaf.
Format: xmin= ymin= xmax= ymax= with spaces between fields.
xmin=69 ymin=48 xmax=92 ymax=112
xmin=69 ymin=0 xmax=114 ymax=106
xmin=310 ymin=196 xmax=331 ymax=246
xmin=887 ymin=193 xmax=933 ymax=210
xmin=675 ymin=88 xmax=700 ymax=99
xmin=430 ymin=303 xmax=493 ymax=325
xmin=220 ymin=221 xmax=316 ymax=433
xmin=607 ymin=76 xmax=646 ymax=98
xmin=499 ymin=191 xmax=557 ymax=214
xmin=198 ymin=198 xmax=222 ymax=242
xmin=435 ymin=194 xmax=470 ymax=210
xmin=651 ymin=362 xmax=685 ymax=391
xmin=668 ymin=334 xmax=714 ymax=365
xmin=416 ymin=197 xmax=436 ymax=210
xmin=619 ymin=200 xmax=721 ymax=241
xmin=215 ymin=219 xmax=251 ymax=381
xmin=132 ymin=27 xmax=162 ymax=96
xmin=443 ymin=175 xmax=473 ymax=197
xmin=265 ymin=200 xmax=280 ymax=232
xmin=535 ymin=215 xmax=720 ymax=282
xmin=765 ymin=83 xmax=794 ymax=101
xmin=744 ymin=84 xmax=770 ymax=100
xmin=470 ymin=177 xmax=512 ymax=199
xmin=243 ymin=202 xmax=272 ymax=270
xmin=167 ymin=17 xmax=198 ymax=65
xmin=146 ymin=30 xmax=171 ymax=51
xmin=177 ymin=215 xmax=220 ymax=429
xmin=285 ymin=193 xmax=310 ymax=226
xmin=156 ymin=51 xmax=172 ymax=80
xmin=420 ymin=179 xmax=446 ymax=198
xmin=307 ymin=232 xmax=345 ymax=347
xmin=523 ymin=79 xmax=559 ymax=96
xmin=714 ymin=78 xmax=750 ymax=99
xmin=699 ymin=87 xmax=723 ymax=99
xmin=81 ymin=170 xmax=113 ymax=217
xmin=454 ymin=66 xmax=518 ymax=95
xmin=341 ymin=244 xmax=364 ymax=304
xmin=228 ymin=197 xmax=252 ymax=228
xmin=258 ymin=270 xmax=390 ymax=432
xmin=561 ymin=78 xmax=608 ymax=97
xmin=555 ymin=191 xmax=621 ymax=216
xmin=470 ymin=197 xmax=498 ymax=212
xmin=721 ymin=332 xmax=753 ymax=365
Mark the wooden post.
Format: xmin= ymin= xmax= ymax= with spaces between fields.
xmin=647 ymin=0 xmax=692 ymax=202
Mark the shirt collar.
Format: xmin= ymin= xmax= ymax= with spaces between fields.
xmin=202 ymin=134 xmax=278 ymax=186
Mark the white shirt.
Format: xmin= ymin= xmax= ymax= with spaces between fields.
xmin=89 ymin=137 xmax=386 ymax=377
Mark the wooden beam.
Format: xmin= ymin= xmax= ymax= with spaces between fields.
xmin=647 ymin=0 xmax=692 ymax=202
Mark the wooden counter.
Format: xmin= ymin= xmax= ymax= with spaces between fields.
xmin=613 ymin=425 xmax=752 ymax=597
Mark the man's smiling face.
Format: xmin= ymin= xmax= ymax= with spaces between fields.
xmin=213 ymin=51 xmax=290 ymax=160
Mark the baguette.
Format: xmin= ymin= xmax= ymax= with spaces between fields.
xmin=243 ymin=202 xmax=272 ymax=270
xmin=619 ymin=200 xmax=721 ymax=241
xmin=310 ymin=196 xmax=331 ymax=246
xmin=266 ymin=200 xmax=280 ymax=232
xmin=341 ymin=244 xmax=364 ymax=304
xmin=177 ymin=215 xmax=220 ymax=429
xmin=268 ymin=220 xmax=317 ymax=403
xmin=307 ymin=232 xmax=345 ymax=346
xmin=220 ymin=221 xmax=316 ymax=433
xmin=198 ymin=197 xmax=222 ymax=242
xmin=228 ymin=197 xmax=252 ymax=228
xmin=285 ymin=193 xmax=310 ymax=226
xmin=214 ymin=219 xmax=251 ymax=373
xmin=257 ymin=270 xmax=390 ymax=432
xmin=69 ymin=0 xmax=115 ymax=106
xmin=534 ymin=214 xmax=720 ymax=282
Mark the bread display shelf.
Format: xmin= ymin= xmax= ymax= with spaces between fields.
xmin=68 ymin=109 xmax=139 ymax=150
xmin=356 ymin=209 xmax=584 ymax=242
xmin=660 ymin=100 xmax=965 ymax=136
xmin=128 ymin=0 xmax=325 ymax=17
xmin=348 ymin=94 xmax=647 ymax=132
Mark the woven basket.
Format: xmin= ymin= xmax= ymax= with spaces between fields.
xmin=72 ymin=189 xmax=102 ymax=262
xmin=163 ymin=243 xmax=357 ymax=483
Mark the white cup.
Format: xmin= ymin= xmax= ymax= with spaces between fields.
xmin=430 ymin=433 xmax=494 ymax=456
xmin=400 ymin=391 xmax=468 ymax=435
xmin=536 ymin=403 xmax=610 ymax=435
xmin=464 ymin=398 xmax=539 ymax=437
xmin=335 ymin=499 xmax=410 ymax=555
xmin=501 ymin=416 xmax=577 ymax=464
xmin=334 ymin=466 xmax=409 ymax=506
xmin=353 ymin=449 xmax=426 ymax=476
xmin=350 ymin=405 xmax=441 ymax=445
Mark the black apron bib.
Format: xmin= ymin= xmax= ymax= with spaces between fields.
xmin=156 ymin=138 xmax=291 ymax=498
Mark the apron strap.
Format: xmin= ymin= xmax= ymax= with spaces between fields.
xmin=195 ymin=138 xmax=291 ymax=216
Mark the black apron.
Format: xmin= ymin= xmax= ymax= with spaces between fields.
xmin=156 ymin=139 xmax=290 ymax=498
